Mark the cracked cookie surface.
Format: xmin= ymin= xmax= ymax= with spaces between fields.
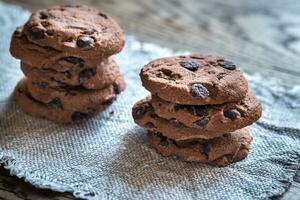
xmin=140 ymin=54 xmax=248 ymax=105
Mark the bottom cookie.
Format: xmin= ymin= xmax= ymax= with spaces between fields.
xmin=148 ymin=128 xmax=252 ymax=166
xmin=14 ymin=79 xmax=112 ymax=123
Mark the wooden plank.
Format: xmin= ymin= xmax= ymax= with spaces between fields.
xmin=0 ymin=0 xmax=299 ymax=199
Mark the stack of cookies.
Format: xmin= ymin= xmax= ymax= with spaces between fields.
xmin=10 ymin=5 xmax=126 ymax=123
xmin=132 ymin=54 xmax=262 ymax=166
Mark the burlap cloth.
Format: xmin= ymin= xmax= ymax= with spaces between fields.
xmin=1 ymin=2 xmax=300 ymax=200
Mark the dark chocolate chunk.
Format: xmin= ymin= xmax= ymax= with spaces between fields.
xmin=133 ymin=104 xmax=151 ymax=120
xmin=218 ymin=60 xmax=236 ymax=70
xmin=179 ymin=60 xmax=199 ymax=71
xmin=113 ymin=83 xmax=121 ymax=94
xmin=71 ymin=112 xmax=88 ymax=122
xmin=224 ymin=109 xmax=241 ymax=120
xmin=190 ymin=84 xmax=209 ymax=98
xmin=174 ymin=104 xmax=184 ymax=111
xmin=194 ymin=119 xmax=209 ymax=127
xmin=63 ymin=57 xmax=85 ymax=68
xmin=201 ymin=144 xmax=210 ymax=159
xmin=152 ymin=132 xmax=169 ymax=146
xmin=65 ymin=71 xmax=72 ymax=79
xmin=47 ymin=97 xmax=62 ymax=109
xmin=76 ymin=36 xmax=95 ymax=48
xmin=159 ymin=137 xmax=169 ymax=147
xmin=144 ymin=122 xmax=156 ymax=128
xmin=40 ymin=12 xmax=48 ymax=19
xmin=194 ymin=106 xmax=209 ymax=116
xmin=169 ymin=118 xmax=184 ymax=128
xmin=28 ymin=29 xmax=45 ymax=40
xmin=79 ymin=68 xmax=96 ymax=79
xmin=98 ymin=12 xmax=108 ymax=19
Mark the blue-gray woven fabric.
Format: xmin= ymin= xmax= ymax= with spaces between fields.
xmin=1 ymin=2 xmax=300 ymax=200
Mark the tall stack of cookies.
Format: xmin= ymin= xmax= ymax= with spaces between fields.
xmin=10 ymin=5 xmax=126 ymax=123
xmin=133 ymin=54 xmax=262 ymax=166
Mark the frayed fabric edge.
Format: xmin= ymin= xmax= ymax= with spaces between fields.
xmin=0 ymin=153 xmax=101 ymax=200
xmin=0 ymin=150 xmax=300 ymax=200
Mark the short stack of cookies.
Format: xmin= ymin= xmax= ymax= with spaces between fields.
xmin=132 ymin=54 xmax=262 ymax=166
xmin=10 ymin=5 xmax=126 ymax=123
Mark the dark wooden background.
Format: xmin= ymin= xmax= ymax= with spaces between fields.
xmin=1 ymin=0 xmax=300 ymax=199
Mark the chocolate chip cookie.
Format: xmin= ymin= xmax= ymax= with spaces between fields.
xmin=140 ymin=54 xmax=248 ymax=105
xmin=14 ymin=79 xmax=109 ymax=123
xmin=10 ymin=27 xmax=103 ymax=70
xmin=132 ymin=97 xmax=227 ymax=142
xmin=148 ymin=128 xmax=252 ymax=166
xmin=10 ymin=27 xmax=63 ymax=68
xmin=21 ymin=58 xmax=122 ymax=90
xmin=22 ymin=5 xmax=125 ymax=59
xmin=151 ymin=92 xmax=262 ymax=130
xmin=26 ymin=75 xmax=125 ymax=112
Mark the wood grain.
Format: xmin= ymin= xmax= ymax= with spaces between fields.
xmin=1 ymin=0 xmax=300 ymax=199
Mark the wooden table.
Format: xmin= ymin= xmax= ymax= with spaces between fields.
xmin=2 ymin=0 xmax=300 ymax=199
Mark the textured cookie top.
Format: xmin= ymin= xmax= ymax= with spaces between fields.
xmin=22 ymin=5 xmax=124 ymax=58
xmin=140 ymin=54 xmax=248 ymax=105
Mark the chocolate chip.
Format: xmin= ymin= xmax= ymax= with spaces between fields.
xmin=47 ymin=97 xmax=62 ymax=109
xmin=159 ymin=137 xmax=169 ymax=146
xmin=224 ymin=109 xmax=241 ymax=120
xmin=194 ymin=119 xmax=209 ymax=127
xmin=174 ymin=105 xmax=184 ymax=111
xmin=76 ymin=36 xmax=95 ymax=48
xmin=71 ymin=112 xmax=87 ymax=122
xmin=132 ymin=104 xmax=150 ymax=120
xmin=169 ymin=118 xmax=184 ymax=128
xmin=98 ymin=12 xmax=108 ymax=19
xmin=190 ymin=84 xmax=209 ymax=98
xmin=179 ymin=60 xmax=199 ymax=71
xmin=152 ymin=132 xmax=168 ymax=146
xmin=218 ymin=60 xmax=236 ymax=70
xmin=79 ymin=69 xmax=95 ymax=79
xmin=63 ymin=57 xmax=84 ymax=68
xmin=40 ymin=12 xmax=48 ymax=19
xmin=113 ymin=83 xmax=121 ymax=94
xmin=65 ymin=71 xmax=72 ymax=79
xmin=194 ymin=106 xmax=209 ymax=116
xmin=201 ymin=144 xmax=210 ymax=159
xmin=28 ymin=29 xmax=45 ymax=40
xmin=153 ymin=132 xmax=163 ymax=138
xmin=144 ymin=122 xmax=156 ymax=128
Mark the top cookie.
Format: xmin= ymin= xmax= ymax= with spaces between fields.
xmin=140 ymin=54 xmax=248 ymax=105
xmin=22 ymin=5 xmax=125 ymax=58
